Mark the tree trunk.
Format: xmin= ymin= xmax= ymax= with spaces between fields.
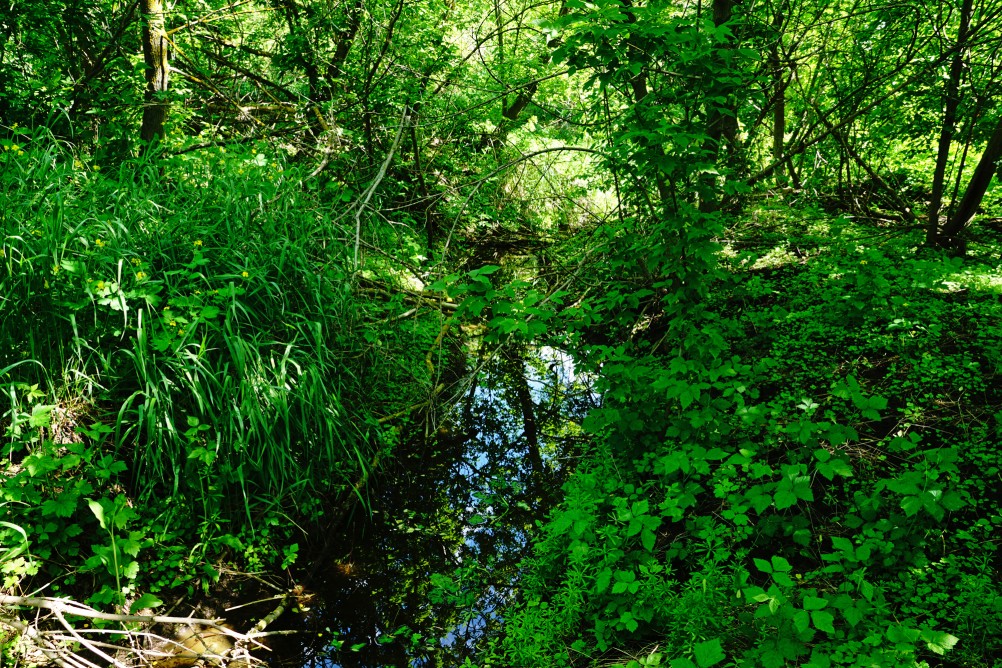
xmin=937 ymin=115 xmax=1002 ymax=248
xmin=926 ymin=0 xmax=973 ymax=245
xmin=139 ymin=0 xmax=168 ymax=145
xmin=699 ymin=0 xmax=739 ymax=212
xmin=704 ymin=0 xmax=738 ymax=156
xmin=770 ymin=1 xmax=787 ymax=183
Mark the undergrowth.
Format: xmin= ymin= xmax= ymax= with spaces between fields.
xmin=0 ymin=132 xmax=439 ymax=610
xmin=479 ymin=208 xmax=1002 ymax=668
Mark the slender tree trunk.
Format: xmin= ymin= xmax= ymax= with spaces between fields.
xmin=699 ymin=0 xmax=739 ymax=212
xmin=770 ymin=1 xmax=787 ymax=183
xmin=139 ymin=0 xmax=169 ymax=145
xmin=938 ymin=115 xmax=1002 ymax=248
xmin=926 ymin=0 xmax=973 ymax=245
xmin=704 ymin=0 xmax=737 ymax=154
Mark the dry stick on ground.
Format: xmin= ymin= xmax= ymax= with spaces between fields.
xmin=0 ymin=595 xmax=259 ymax=667
xmin=0 ymin=596 xmax=238 ymax=632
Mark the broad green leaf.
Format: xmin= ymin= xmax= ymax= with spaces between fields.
xmin=693 ymin=638 xmax=725 ymax=667
xmin=595 ymin=568 xmax=612 ymax=593
xmin=922 ymin=630 xmax=958 ymax=655
xmin=771 ymin=556 xmax=791 ymax=572
xmin=811 ymin=610 xmax=835 ymax=634
xmin=123 ymin=560 xmax=140 ymax=579
xmin=803 ymin=596 xmax=828 ymax=610
xmin=641 ymin=528 xmax=656 ymax=552
xmin=793 ymin=609 xmax=810 ymax=634
xmin=130 ymin=593 xmax=163 ymax=613
xmin=774 ymin=489 xmax=797 ymax=509
xmin=29 ymin=404 xmax=54 ymax=428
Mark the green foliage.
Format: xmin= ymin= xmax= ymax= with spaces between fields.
xmin=0 ymin=132 xmax=445 ymax=613
xmin=490 ymin=207 xmax=1001 ymax=666
xmin=5 ymin=0 xmax=1002 ymax=664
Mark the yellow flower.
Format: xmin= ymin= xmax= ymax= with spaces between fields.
xmin=860 ymin=260 xmax=868 ymax=265
xmin=194 ymin=240 xmax=203 ymax=247
xmin=96 ymin=280 xmax=106 ymax=290
xmin=241 ymin=271 xmax=249 ymax=278
xmin=51 ymin=265 xmax=60 ymax=274
xmin=95 ymin=239 xmax=106 ymax=247
xmin=169 ymin=320 xmax=177 ymax=327
xmin=178 ymin=329 xmax=185 ymax=335
xmin=131 ymin=257 xmax=141 ymax=266
xmin=136 ymin=272 xmax=147 ymax=280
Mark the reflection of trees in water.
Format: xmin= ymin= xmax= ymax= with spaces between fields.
xmin=291 ymin=345 xmax=598 ymax=667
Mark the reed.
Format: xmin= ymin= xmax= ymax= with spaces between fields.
xmin=0 ymin=132 xmax=404 ymax=528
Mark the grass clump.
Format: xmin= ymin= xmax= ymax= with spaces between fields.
xmin=1 ymin=131 xmax=439 ymax=605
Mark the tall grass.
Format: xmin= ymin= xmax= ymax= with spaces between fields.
xmin=1 ymin=131 xmax=414 ymax=528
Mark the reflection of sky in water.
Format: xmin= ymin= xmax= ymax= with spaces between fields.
xmin=292 ymin=346 xmax=598 ymax=668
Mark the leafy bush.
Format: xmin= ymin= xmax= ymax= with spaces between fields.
xmin=490 ymin=211 xmax=1002 ymax=667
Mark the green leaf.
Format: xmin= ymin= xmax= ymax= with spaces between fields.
xmin=803 ymin=596 xmax=828 ymax=611
xmin=29 ymin=404 xmax=54 ymax=428
xmin=831 ymin=536 xmax=853 ymax=552
xmin=122 ymin=560 xmax=140 ymax=579
xmin=693 ymin=638 xmax=725 ymax=667
xmin=811 ymin=610 xmax=835 ymax=634
xmin=771 ymin=556 xmax=791 ymax=572
xmin=130 ymin=593 xmax=163 ymax=613
xmin=754 ymin=558 xmax=772 ymax=573
xmin=41 ymin=490 xmax=78 ymax=518
xmin=921 ymin=630 xmax=958 ymax=655
xmin=842 ymin=605 xmax=864 ymax=627
xmin=793 ymin=609 xmax=810 ymax=634
xmin=596 ymin=568 xmax=612 ymax=593
xmin=641 ymin=528 xmax=656 ymax=552
xmin=774 ymin=489 xmax=798 ymax=509
xmin=772 ymin=572 xmax=794 ymax=587
xmin=87 ymin=499 xmax=107 ymax=530
xmin=901 ymin=495 xmax=923 ymax=517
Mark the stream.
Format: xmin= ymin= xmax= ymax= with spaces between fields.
xmin=272 ymin=347 xmax=597 ymax=667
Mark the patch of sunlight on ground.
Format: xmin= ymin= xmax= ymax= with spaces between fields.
xmin=750 ymin=244 xmax=799 ymax=270
xmin=940 ymin=268 xmax=1002 ymax=293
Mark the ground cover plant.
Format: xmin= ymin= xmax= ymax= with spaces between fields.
xmin=487 ymin=212 xmax=1002 ymax=667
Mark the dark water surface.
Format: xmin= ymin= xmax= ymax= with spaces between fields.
xmin=269 ymin=347 xmax=597 ymax=667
